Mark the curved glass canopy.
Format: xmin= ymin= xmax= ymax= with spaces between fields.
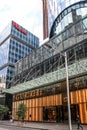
xmin=57 ymin=0 xmax=85 ymax=15
xmin=50 ymin=1 xmax=87 ymax=38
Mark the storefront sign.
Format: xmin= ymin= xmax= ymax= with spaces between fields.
xmin=12 ymin=21 xmax=28 ymax=35
xmin=13 ymin=85 xmax=61 ymax=101
xmin=14 ymin=89 xmax=42 ymax=101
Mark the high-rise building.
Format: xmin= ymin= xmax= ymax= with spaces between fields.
xmin=0 ymin=21 xmax=39 ymax=89
xmin=42 ymin=0 xmax=84 ymax=39
xmin=42 ymin=0 xmax=58 ymax=39
xmin=42 ymin=0 xmax=48 ymax=39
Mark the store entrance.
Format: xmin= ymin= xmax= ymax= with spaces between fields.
xmin=43 ymin=106 xmax=63 ymax=122
xmin=62 ymin=105 xmax=78 ymax=123
xmin=71 ymin=105 xmax=79 ymax=123
xmin=43 ymin=105 xmax=78 ymax=122
xmin=43 ymin=107 xmax=56 ymax=122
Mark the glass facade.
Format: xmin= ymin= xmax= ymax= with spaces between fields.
xmin=0 ymin=39 xmax=10 ymax=67
xmin=57 ymin=0 xmax=85 ymax=14
xmin=0 ymin=21 xmax=39 ymax=88
xmin=50 ymin=1 xmax=87 ymax=37
xmin=47 ymin=0 xmax=59 ymax=34
xmin=11 ymin=21 xmax=39 ymax=48
xmin=45 ymin=0 xmax=84 ymax=36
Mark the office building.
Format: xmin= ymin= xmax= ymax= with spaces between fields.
xmin=42 ymin=0 xmax=58 ymax=39
xmin=0 ymin=21 xmax=39 ymax=89
xmin=6 ymin=1 xmax=87 ymax=124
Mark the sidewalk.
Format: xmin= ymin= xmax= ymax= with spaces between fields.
xmin=0 ymin=120 xmax=87 ymax=130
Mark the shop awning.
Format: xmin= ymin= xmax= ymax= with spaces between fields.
xmin=5 ymin=58 xmax=87 ymax=94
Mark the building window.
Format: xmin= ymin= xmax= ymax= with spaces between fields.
xmin=75 ymin=44 xmax=84 ymax=60
xmin=84 ymin=42 xmax=87 ymax=57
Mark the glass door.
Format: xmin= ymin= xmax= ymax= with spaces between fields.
xmin=43 ymin=107 xmax=56 ymax=122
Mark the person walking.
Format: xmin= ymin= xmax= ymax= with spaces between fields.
xmin=76 ymin=115 xmax=83 ymax=129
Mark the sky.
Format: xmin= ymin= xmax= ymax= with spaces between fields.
xmin=0 ymin=0 xmax=43 ymax=43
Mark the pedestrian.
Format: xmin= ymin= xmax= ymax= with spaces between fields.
xmin=10 ymin=115 xmax=14 ymax=123
xmin=12 ymin=115 xmax=14 ymax=122
xmin=76 ymin=115 xmax=83 ymax=129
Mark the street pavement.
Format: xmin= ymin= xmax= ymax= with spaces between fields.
xmin=0 ymin=120 xmax=87 ymax=130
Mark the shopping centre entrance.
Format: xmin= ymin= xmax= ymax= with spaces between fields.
xmin=43 ymin=107 xmax=56 ymax=122
xmin=43 ymin=105 xmax=78 ymax=123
